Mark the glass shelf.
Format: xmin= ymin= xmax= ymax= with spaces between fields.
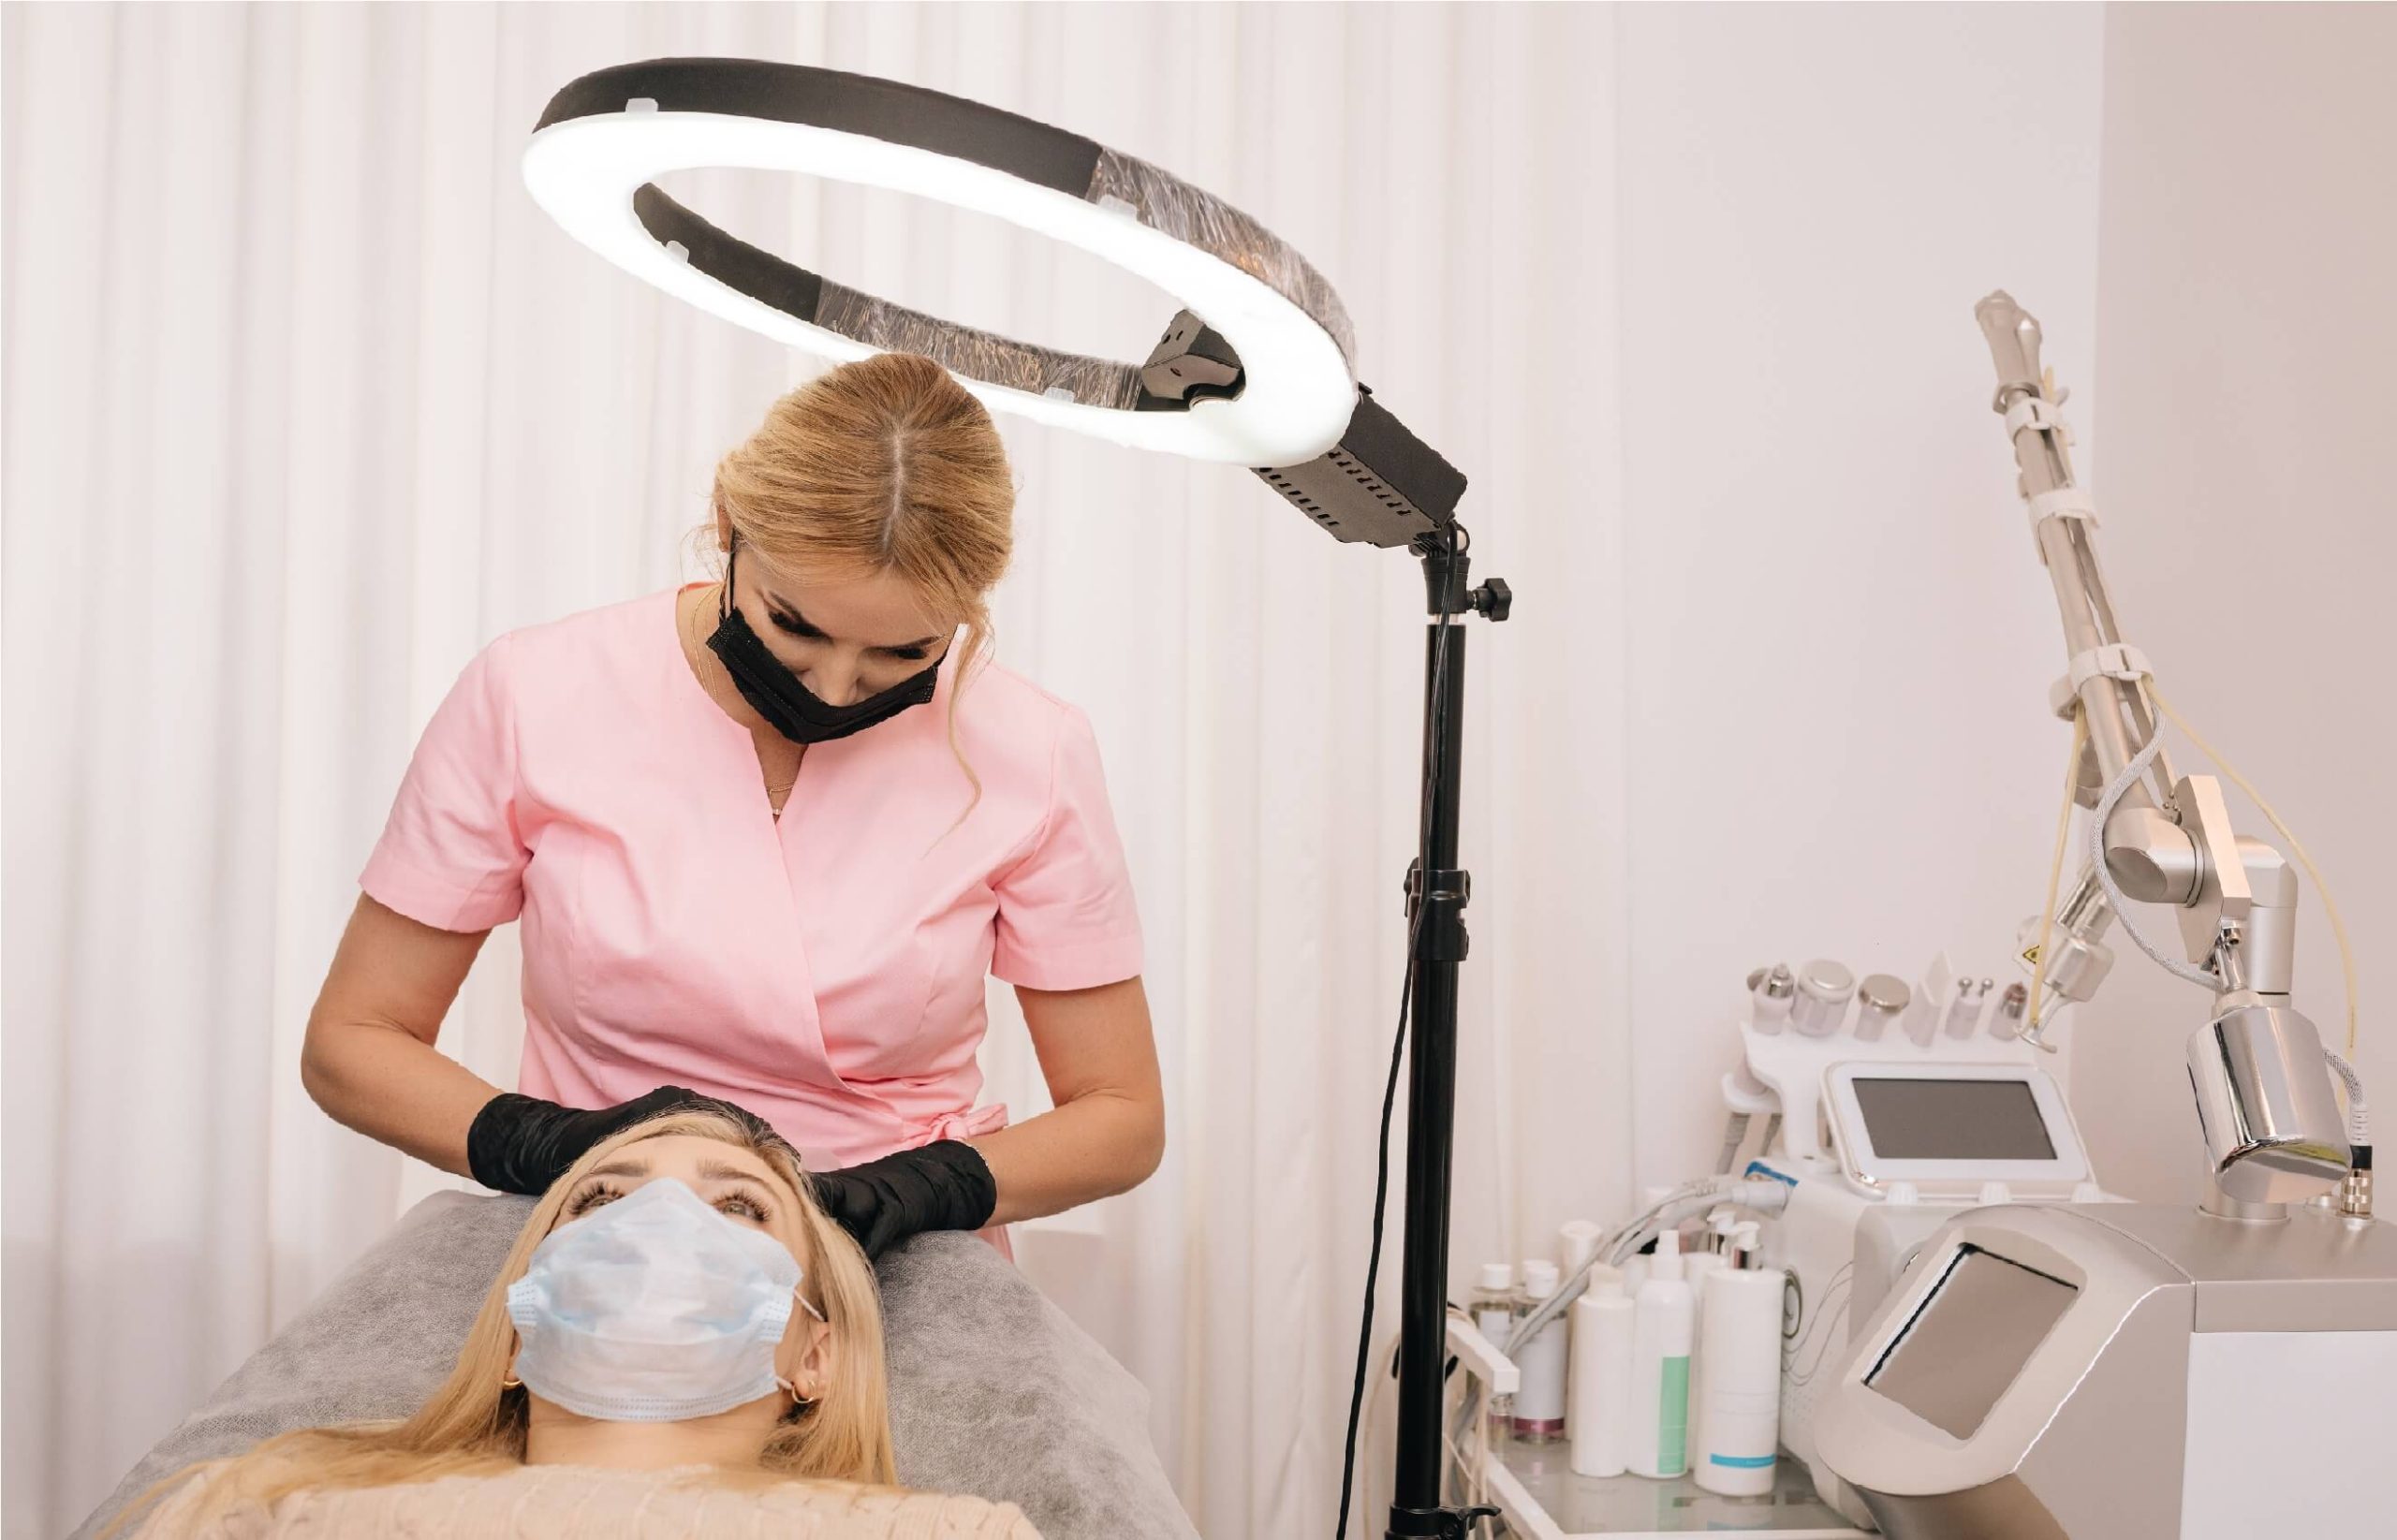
xmin=1483 ymin=1430 xmax=1869 ymax=1538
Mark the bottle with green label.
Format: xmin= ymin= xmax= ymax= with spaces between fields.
xmin=1628 ymin=1226 xmax=1695 ymax=1477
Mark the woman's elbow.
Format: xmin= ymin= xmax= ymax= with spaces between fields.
xmin=1121 ymin=1095 xmax=1167 ymax=1191
xmin=298 ymin=1015 xmax=357 ymax=1122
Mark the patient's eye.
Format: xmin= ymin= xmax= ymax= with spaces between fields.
xmin=716 ymin=1190 xmax=772 ymax=1224
xmin=566 ymin=1181 xmax=624 ymax=1218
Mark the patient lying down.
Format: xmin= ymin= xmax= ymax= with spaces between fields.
xmin=110 ymin=1110 xmax=1040 ymax=1539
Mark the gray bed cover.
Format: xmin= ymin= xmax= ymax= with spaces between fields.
xmin=71 ymin=1193 xmax=1198 ymax=1540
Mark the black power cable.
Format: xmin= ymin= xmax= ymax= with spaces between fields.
xmin=1334 ymin=595 xmax=1460 ymax=1539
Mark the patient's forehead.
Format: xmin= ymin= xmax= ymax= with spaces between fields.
xmin=563 ymin=1134 xmax=809 ymax=1257
xmin=626 ymin=1133 xmax=780 ymax=1185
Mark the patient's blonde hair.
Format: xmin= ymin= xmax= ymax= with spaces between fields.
xmin=106 ymin=1111 xmax=893 ymax=1535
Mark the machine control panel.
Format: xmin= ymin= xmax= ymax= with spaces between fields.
xmin=1823 ymin=1060 xmax=2090 ymax=1195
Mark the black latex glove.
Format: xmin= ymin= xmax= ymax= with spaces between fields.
xmin=465 ymin=1085 xmax=781 ymax=1195
xmin=807 ymin=1139 xmax=998 ymax=1260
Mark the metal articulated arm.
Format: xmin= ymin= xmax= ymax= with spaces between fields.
xmin=1976 ymin=292 xmax=2343 ymax=1212
xmin=1977 ymin=291 xmax=2299 ymax=1011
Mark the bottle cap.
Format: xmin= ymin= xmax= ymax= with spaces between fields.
xmin=1558 ymin=1219 xmax=1604 ymax=1274
xmin=1478 ymin=1262 xmax=1513 ymax=1292
xmin=1652 ymin=1225 xmax=1684 ymax=1282
xmin=1729 ymin=1221 xmax=1764 ymax=1268
xmin=1521 ymin=1260 xmax=1561 ymax=1296
xmin=1586 ymin=1262 xmax=1625 ymax=1296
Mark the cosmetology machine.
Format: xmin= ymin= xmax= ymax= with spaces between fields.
xmin=1462 ymin=295 xmax=2385 ymax=1540
xmin=1723 ymin=950 xmax=2110 ymax=1529
xmin=1802 ymin=295 xmax=2392 ymax=1539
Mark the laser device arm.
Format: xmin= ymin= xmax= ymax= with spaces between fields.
xmin=1978 ymin=292 xmax=2296 ymax=1008
xmin=1977 ymin=292 xmax=2346 ymax=1211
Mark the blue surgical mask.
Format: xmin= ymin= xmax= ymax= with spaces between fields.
xmin=506 ymin=1176 xmax=820 ymax=1422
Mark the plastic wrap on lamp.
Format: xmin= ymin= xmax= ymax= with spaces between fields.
xmin=1087 ymin=146 xmax=1357 ymax=366
xmin=817 ymin=282 xmax=1143 ymax=409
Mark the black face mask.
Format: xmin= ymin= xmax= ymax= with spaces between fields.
xmin=705 ymin=545 xmax=942 ymax=745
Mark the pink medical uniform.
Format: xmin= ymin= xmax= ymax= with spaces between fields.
xmin=358 ymin=585 xmax=1143 ymax=1181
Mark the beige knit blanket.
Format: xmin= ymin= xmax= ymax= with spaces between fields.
xmin=127 ymin=1462 xmax=1041 ymax=1539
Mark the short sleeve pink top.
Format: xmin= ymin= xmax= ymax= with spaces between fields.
xmin=358 ymin=585 xmax=1143 ymax=1170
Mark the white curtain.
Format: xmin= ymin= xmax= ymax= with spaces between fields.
xmin=23 ymin=5 xmax=2290 ymax=1538
xmin=4 ymin=5 xmax=1619 ymax=1534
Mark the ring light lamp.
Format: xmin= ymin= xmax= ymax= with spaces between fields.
xmin=523 ymin=58 xmax=1505 ymax=1538
xmin=524 ymin=58 xmax=1359 ymax=468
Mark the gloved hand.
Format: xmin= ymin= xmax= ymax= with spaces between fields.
xmin=807 ymin=1139 xmax=998 ymax=1260
xmin=466 ymin=1085 xmax=782 ymax=1196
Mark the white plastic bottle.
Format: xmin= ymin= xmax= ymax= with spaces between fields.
xmin=1554 ymin=1222 xmax=1601 ymax=1439
xmin=1693 ymin=1227 xmax=1785 ymax=1496
xmin=1469 ymin=1262 xmax=1518 ymax=1434
xmin=1569 ymin=1265 xmax=1634 ymax=1477
xmin=1510 ymin=1259 xmax=1570 ymax=1443
xmin=1682 ymin=1212 xmax=1733 ymax=1441
xmin=1627 ymin=1228 xmax=1694 ymax=1478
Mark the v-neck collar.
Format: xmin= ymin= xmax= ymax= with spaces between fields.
xmin=669 ymin=582 xmax=760 ymax=740
xmin=668 ymin=584 xmax=803 ymax=838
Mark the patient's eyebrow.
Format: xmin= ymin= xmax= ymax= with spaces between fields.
xmin=696 ymin=1157 xmax=772 ymax=1186
xmin=581 ymin=1158 xmax=651 ymax=1181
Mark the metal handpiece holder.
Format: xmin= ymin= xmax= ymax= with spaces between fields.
xmin=2187 ymin=1003 xmax=2348 ymax=1213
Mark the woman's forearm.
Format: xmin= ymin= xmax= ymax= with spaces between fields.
xmin=969 ymin=1088 xmax=1165 ymax=1225
xmin=300 ymin=1015 xmax=501 ymax=1179
xmin=975 ymin=976 xmax=1165 ymax=1225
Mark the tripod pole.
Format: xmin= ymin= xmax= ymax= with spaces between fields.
xmin=1388 ymin=527 xmax=1507 ymax=1538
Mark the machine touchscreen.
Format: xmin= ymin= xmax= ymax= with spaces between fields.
xmin=1865 ymin=1245 xmax=2077 ymax=1438
xmin=1851 ymin=1077 xmax=2057 ymax=1161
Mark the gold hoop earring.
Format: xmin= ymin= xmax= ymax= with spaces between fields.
xmin=501 ymin=1373 xmax=522 ymax=1390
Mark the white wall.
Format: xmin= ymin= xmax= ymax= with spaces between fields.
xmin=1603 ymin=3 xmax=2106 ymax=1208
xmin=2070 ymin=4 xmax=2397 ymax=1202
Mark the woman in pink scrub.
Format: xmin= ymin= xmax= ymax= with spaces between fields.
xmin=301 ymin=352 xmax=1161 ymax=1258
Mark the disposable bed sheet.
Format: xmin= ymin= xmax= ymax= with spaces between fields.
xmin=72 ymin=1193 xmax=1197 ymax=1540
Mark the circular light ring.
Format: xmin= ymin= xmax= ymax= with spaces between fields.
xmin=525 ymin=59 xmax=1359 ymax=465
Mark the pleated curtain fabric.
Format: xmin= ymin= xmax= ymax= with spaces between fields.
xmin=9 ymin=1 xmax=2175 ymax=1532
xmin=4 ymin=5 xmax=1625 ymax=1535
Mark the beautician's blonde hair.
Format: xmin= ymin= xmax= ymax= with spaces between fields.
xmin=699 ymin=352 xmax=1016 ymax=806
xmin=103 ymin=1111 xmax=894 ymax=1536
